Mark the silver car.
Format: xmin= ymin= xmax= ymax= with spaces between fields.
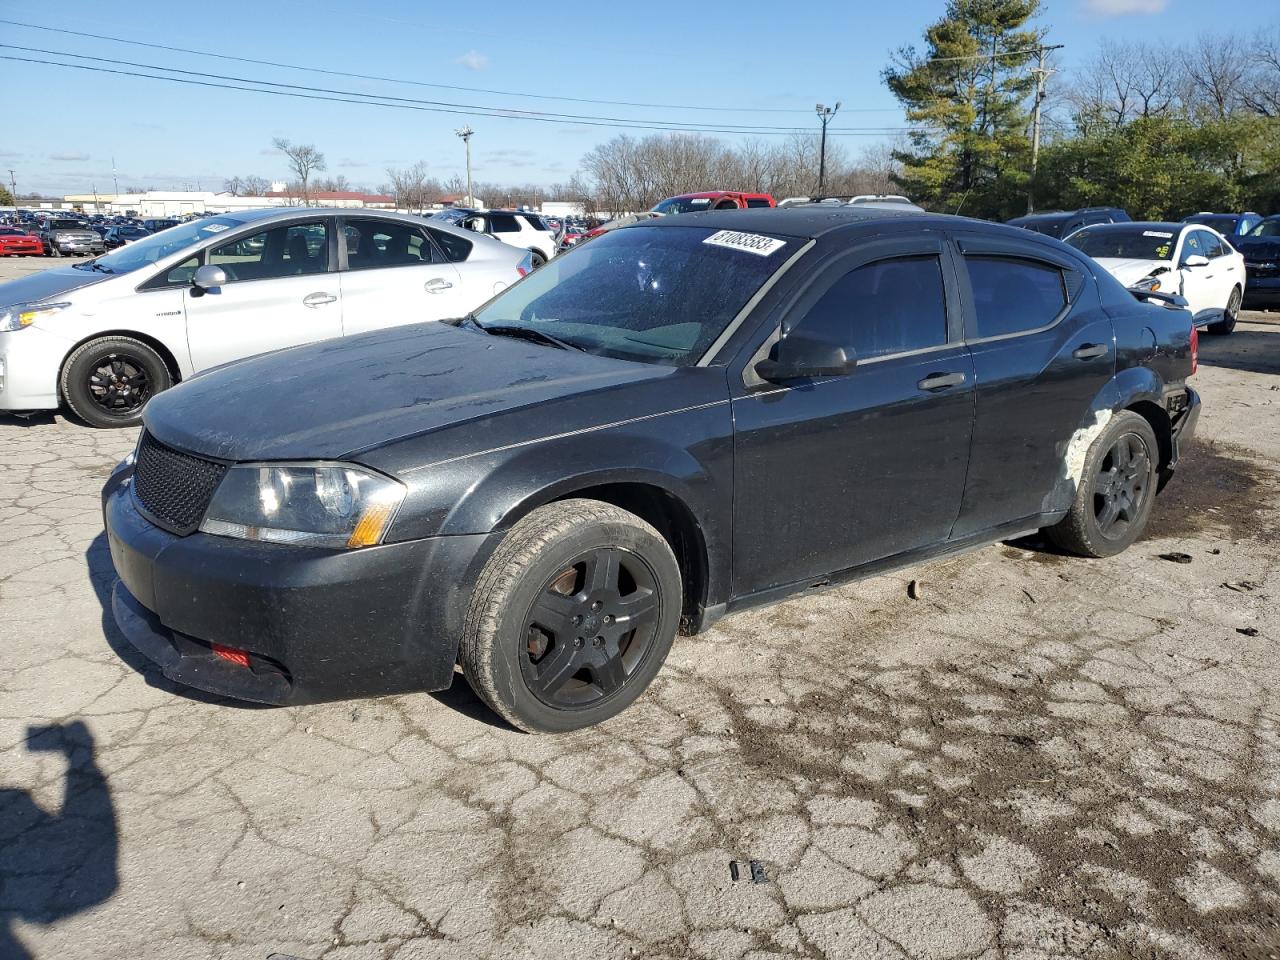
xmin=0 ymin=208 xmax=530 ymax=427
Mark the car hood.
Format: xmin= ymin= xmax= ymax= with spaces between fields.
xmin=1234 ymin=237 xmax=1280 ymax=260
xmin=1092 ymin=258 xmax=1170 ymax=286
xmin=143 ymin=322 xmax=673 ymax=463
xmin=53 ymin=229 xmax=99 ymax=238
xmin=0 ymin=265 xmax=111 ymax=309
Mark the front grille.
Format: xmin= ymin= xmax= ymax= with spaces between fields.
xmin=132 ymin=431 xmax=227 ymax=535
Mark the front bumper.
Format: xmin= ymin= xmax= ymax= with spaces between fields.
xmin=0 ymin=325 xmax=70 ymax=411
xmin=1243 ymin=274 xmax=1280 ymax=309
xmin=0 ymin=242 xmax=43 ymax=255
xmin=50 ymin=238 xmax=105 ymax=254
xmin=103 ymin=471 xmax=499 ymax=705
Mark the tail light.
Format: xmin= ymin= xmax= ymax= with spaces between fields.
xmin=1190 ymin=323 xmax=1198 ymax=376
xmin=516 ymin=251 xmax=534 ymax=277
xmin=212 ymin=643 xmax=251 ymax=668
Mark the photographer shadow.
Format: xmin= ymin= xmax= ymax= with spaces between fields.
xmin=0 ymin=721 xmax=118 ymax=959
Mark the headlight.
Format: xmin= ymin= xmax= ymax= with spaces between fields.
xmin=1131 ymin=276 xmax=1162 ymax=292
xmin=199 ymin=463 xmax=407 ymax=549
xmin=0 ymin=301 xmax=71 ymax=332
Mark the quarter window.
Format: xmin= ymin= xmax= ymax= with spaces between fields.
xmin=793 ymin=255 xmax=949 ymax=359
xmin=965 ymin=257 xmax=1067 ymax=338
xmin=745 ymin=197 xmax=773 ymax=208
xmin=209 ymin=221 xmax=329 ymax=281
xmin=427 ymin=227 xmax=472 ymax=262
xmin=489 ymin=213 xmax=521 ymax=234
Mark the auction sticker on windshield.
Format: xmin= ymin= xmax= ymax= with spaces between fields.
xmin=1143 ymin=231 xmax=1174 ymax=238
xmin=702 ymin=230 xmax=786 ymax=256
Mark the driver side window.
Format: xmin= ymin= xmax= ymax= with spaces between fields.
xmin=1180 ymin=231 xmax=1205 ymax=265
xmin=791 ymin=255 xmax=949 ymax=360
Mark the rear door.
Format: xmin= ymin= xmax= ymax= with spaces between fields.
xmin=949 ymin=232 xmax=1115 ymax=537
xmin=337 ymin=217 xmax=466 ymax=335
xmin=184 ymin=218 xmax=342 ymax=370
xmin=730 ymin=234 xmax=975 ymax=595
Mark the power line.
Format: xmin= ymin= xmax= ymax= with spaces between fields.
xmin=1 ymin=54 xmax=926 ymax=137
xmin=0 ymin=43 xmax=918 ymax=135
xmin=0 ymin=17 xmax=903 ymax=115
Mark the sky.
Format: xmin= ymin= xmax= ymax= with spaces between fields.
xmin=2 ymin=0 xmax=1276 ymax=198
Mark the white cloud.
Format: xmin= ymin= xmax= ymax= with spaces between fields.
xmin=455 ymin=49 xmax=489 ymax=70
xmin=1084 ymin=0 xmax=1169 ymax=15
xmin=49 ymin=152 xmax=90 ymax=162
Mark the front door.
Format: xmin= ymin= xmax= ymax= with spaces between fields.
xmin=1177 ymin=229 xmax=1232 ymax=322
xmin=337 ymin=218 xmax=467 ymax=335
xmin=184 ymin=218 xmax=341 ymax=370
xmin=731 ymin=236 xmax=975 ymax=596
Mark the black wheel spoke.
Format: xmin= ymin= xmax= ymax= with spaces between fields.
xmin=531 ymin=641 xmax=582 ymax=698
xmin=1112 ymin=438 xmax=1131 ymax=469
xmin=530 ymin=589 xmax=578 ymax=624
xmin=586 ymin=549 xmax=620 ymax=594
xmin=590 ymin=651 xmax=628 ymax=695
xmin=616 ymin=587 xmax=657 ymax=627
xmin=1098 ymin=498 xmax=1121 ymax=531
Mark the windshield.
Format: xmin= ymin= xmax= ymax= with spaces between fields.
xmin=91 ymin=216 xmax=244 ymax=274
xmin=1015 ymin=217 xmax=1068 ymax=237
xmin=651 ymin=197 xmax=717 ymax=215
xmin=472 ymin=225 xmax=798 ymax=366
xmin=1247 ymin=219 xmax=1280 ymax=238
xmin=1185 ymin=215 xmax=1238 ymax=233
xmin=1066 ymin=226 xmax=1177 ymax=261
xmin=51 ymin=219 xmax=87 ymax=230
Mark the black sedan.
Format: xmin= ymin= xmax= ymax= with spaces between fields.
xmin=103 ymin=208 xmax=1200 ymax=732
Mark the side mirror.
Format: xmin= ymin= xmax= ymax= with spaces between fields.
xmin=191 ymin=264 xmax=227 ymax=292
xmin=1183 ymin=254 xmax=1210 ymax=268
xmin=754 ymin=330 xmax=855 ymax=383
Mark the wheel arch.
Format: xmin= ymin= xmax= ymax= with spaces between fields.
xmin=58 ymin=330 xmax=184 ymax=400
xmin=1125 ymin=399 xmax=1173 ymax=472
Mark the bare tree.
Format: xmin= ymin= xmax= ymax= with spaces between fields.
xmin=384 ymin=161 xmax=436 ymax=211
xmin=1185 ymin=33 xmax=1250 ymax=118
xmin=241 ymin=175 xmax=272 ymax=196
xmin=1243 ymin=26 xmax=1280 ymax=117
xmin=1069 ymin=40 xmax=1182 ymax=130
xmin=223 ymin=176 xmax=244 ymax=196
xmin=272 ymin=137 xmax=327 ymax=204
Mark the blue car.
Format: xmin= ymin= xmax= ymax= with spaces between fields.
xmin=1183 ymin=211 xmax=1264 ymax=238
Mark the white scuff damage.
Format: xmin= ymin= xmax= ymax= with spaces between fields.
xmin=1063 ymin=409 xmax=1113 ymax=492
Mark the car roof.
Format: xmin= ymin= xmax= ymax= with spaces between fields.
xmin=636 ymin=206 xmax=1019 ymax=241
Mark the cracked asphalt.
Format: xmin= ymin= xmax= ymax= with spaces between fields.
xmin=2 ymin=253 xmax=1279 ymax=960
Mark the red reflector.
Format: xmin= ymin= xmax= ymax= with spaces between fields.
xmin=1190 ymin=324 xmax=1198 ymax=376
xmin=212 ymin=643 xmax=251 ymax=668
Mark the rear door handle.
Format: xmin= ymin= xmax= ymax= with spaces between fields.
xmin=1072 ymin=343 xmax=1108 ymax=360
xmin=425 ymin=278 xmax=454 ymax=293
xmin=917 ymin=371 xmax=966 ymax=391
xmin=303 ymin=292 xmax=337 ymax=307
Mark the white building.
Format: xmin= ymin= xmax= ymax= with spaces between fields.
xmin=60 ymin=189 xmax=396 ymax=217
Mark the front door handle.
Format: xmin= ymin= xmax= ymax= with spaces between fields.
xmin=303 ymin=292 xmax=337 ymax=307
xmin=917 ymin=371 xmax=966 ymax=391
xmin=425 ymin=278 xmax=454 ymax=293
xmin=1072 ymin=343 xmax=1108 ymax=360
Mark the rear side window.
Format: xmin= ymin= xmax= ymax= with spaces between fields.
xmin=965 ymin=257 xmax=1067 ymax=338
xmin=794 ymin=255 xmax=949 ymax=360
xmin=343 ymin=220 xmax=442 ymax=271
xmin=427 ymin=227 xmax=472 ymax=262
xmin=520 ymin=214 xmax=546 ymax=231
xmin=490 ymin=214 xmax=521 ymax=234
xmin=745 ymin=197 xmax=772 ymax=208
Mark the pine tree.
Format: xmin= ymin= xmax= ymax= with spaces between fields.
xmin=883 ymin=0 xmax=1045 ymax=219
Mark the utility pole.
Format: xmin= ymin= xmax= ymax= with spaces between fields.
xmin=815 ymin=102 xmax=841 ymax=195
xmin=7 ymin=169 xmax=15 ymax=204
xmin=455 ymin=126 xmax=474 ymax=207
xmin=1027 ymin=44 xmax=1063 ymax=213
xmin=111 ymin=156 xmax=119 ymax=196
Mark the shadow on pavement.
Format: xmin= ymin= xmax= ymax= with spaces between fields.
xmin=0 ymin=722 xmax=118 ymax=960
xmin=1197 ymin=324 xmax=1280 ymax=376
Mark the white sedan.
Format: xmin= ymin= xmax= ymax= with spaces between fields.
xmin=0 ymin=209 xmax=530 ymax=427
xmin=1065 ymin=221 xmax=1245 ymax=335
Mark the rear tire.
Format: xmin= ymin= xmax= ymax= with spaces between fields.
xmin=60 ymin=337 xmax=172 ymax=428
xmin=460 ymin=499 xmax=682 ymax=733
xmin=1206 ymin=287 xmax=1240 ymax=335
xmin=1044 ymin=410 xmax=1160 ymax=558
xmin=529 ymin=250 xmax=547 ymax=269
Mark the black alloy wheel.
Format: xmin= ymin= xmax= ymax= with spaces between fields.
xmin=461 ymin=499 xmax=683 ymax=733
xmin=1092 ymin=432 xmax=1153 ymax=541
xmin=520 ymin=547 xmax=660 ymax=710
xmin=61 ymin=336 xmax=173 ymax=428
xmin=87 ymin=354 xmax=154 ymax=418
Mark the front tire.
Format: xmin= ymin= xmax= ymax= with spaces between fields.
xmin=1205 ymin=287 xmax=1240 ymax=335
xmin=1044 ymin=410 xmax=1160 ymax=558
xmin=60 ymin=336 xmax=172 ymax=428
xmin=461 ymin=499 xmax=682 ymax=733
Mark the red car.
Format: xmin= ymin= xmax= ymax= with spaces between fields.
xmin=651 ymin=191 xmax=776 ymax=215
xmin=0 ymin=226 xmax=43 ymax=256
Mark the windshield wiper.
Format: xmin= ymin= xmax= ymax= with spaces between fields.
xmin=473 ymin=320 xmax=584 ymax=352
